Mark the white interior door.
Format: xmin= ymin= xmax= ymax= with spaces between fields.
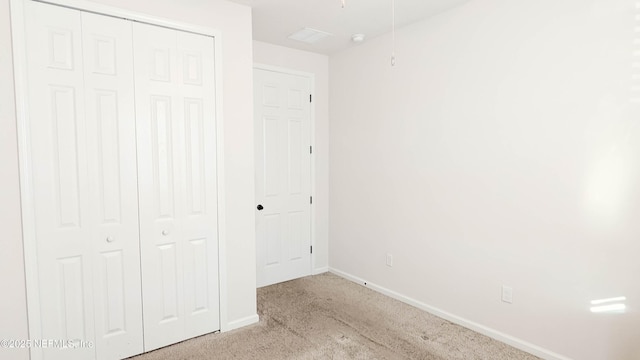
xmin=81 ymin=11 xmax=144 ymax=360
xmin=254 ymin=68 xmax=312 ymax=288
xmin=134 ymin=22 xmax=220 ymax=351
xmin=24 ymin=2 xmax=143 ymax=359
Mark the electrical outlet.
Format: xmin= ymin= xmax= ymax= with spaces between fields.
xmin=386 ymin=254 xmax=393 ymax=267
xmin=501 ymin=285 xmax=513 ymax=304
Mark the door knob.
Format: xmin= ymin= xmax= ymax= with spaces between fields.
xmin=257 ymin=204 xmax=264 ymax=211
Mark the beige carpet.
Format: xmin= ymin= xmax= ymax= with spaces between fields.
xmin=131 ymin=273 xmax=540 ymax=359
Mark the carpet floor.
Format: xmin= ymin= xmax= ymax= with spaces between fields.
xmin=131 ymin=272 xmax=540 ymax=359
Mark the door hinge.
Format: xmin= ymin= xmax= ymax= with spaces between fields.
xmin=310 ymin=196 xmax=313 ymax=204
xmin=310 ymin=145 xmax=313 ymax=154
xmin=309 ymin=94 xmax=312 ymax=102
xmin=310 ymin=245 xmax=313 ymax=254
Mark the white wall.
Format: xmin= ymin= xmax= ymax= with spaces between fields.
xmin=329 ymin=0 xmax=640 ymax=359
xmin=1 ymin=0 xmax=256 ymax=357
xmin=0 ymin=1 xmax=29 ymax=359
xmin=252 ymin=41 xmax=330 ymax=274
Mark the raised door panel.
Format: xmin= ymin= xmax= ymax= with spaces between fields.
xmin=176 ymin=31 xmax=220 ymax=339
xmin=134 ymin=22 xmax=219 ymax=351
xmin=81 ymin=11 xmax=143 ymax=360
xmin=24 ymin=2 xmax=94 ymax=359
xmin=133 ymin=23 xmax=184 ymax=351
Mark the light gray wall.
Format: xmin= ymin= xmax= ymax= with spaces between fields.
xmin=0 ymin=1 xmax=29 ymax=359
xmin=329 ymin=0 xmax=640 ymax=359
xmin=252 ymin=40 xmax=330 ymax=274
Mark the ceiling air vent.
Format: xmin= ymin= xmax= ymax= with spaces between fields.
xmin=288 ymin=27 xmax=332 ymax=44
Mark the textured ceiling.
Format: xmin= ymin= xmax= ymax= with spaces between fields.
xmin=229 ymin=0 xmax=472 ymax=54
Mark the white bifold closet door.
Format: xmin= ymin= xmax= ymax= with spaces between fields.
xmin=133 ymin=22 xmax=220 ymax=352
xmin=24 ymin=2 xmax=142 ymax=360
xmin=22 ymin=1 xmax=219 ymax=359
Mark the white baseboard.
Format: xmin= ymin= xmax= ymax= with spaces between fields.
xmin=328 ymin=267 xmax=572 ymax=360
xmin=223 ymin=314 xmax=259 ymax=332
xmin=313 ymin=266 xmax=329 ymax=275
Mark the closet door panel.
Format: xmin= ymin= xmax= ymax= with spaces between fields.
xmin=134 ymin=23 xmax=186 ymax=351
xmin=81 ymin=12 xmax=143 ymax=360
xmin=24 ymin=3 xmax=94 ymax=360
xmin=134 ymin=22 xmax=219 ymax=351
xmin=177 ymin=31 xmax=220 ymax=338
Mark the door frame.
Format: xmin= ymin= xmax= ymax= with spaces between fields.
xmin=253 ymin=63 xmax=317 ymax=283
xmin=9 ymin=1 xmax=229 ymax=355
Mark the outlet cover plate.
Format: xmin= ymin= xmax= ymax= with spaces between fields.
xmin=502 ymin=285 xmax=513 ymax=304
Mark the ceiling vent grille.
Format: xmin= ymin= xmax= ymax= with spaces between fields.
xmin=287 ymin=27 xmax=332 ymax=44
